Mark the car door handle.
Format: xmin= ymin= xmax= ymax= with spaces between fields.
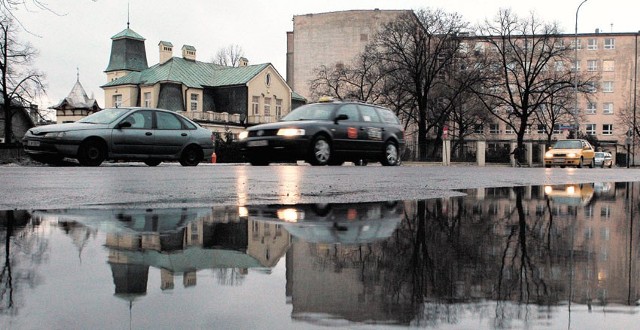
xmin=145 ymin=132 xmax=152 ymax=136
xmin=181 ymin=133 xmax=187 ymax=137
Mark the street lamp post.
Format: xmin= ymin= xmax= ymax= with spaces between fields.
xmin=574 ymin=0 xmax=588 ymax=134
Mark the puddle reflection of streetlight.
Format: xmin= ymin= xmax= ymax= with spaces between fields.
xmin=277 ymin=166 xmax=301 ymax=204
xmin=235 ymin=166 xmax=248 ymax=206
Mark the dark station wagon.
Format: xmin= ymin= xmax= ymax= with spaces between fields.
xmin=238 ymin=100 xmax=405 ymax=166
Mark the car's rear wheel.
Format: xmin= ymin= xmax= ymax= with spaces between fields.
xmin=78 ymin=140 xmax=106 ymax=166
xmin=179 ymin=146 xmax=202 ymax=166
xmin=308 ymin=136 xmax=331 ymax=166
xmin=380 ymin=141 xmax=399 ymax=166
xmin=145 ymin=160 xmax=161 ymax=166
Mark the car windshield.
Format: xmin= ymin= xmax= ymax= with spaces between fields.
xmin=553 ymin=140 xmax=582 ymax=149
xmin=282 ymin=104 xmax=336 ymax=121
xmin=77 ymin=108 xmax=130 ymax=124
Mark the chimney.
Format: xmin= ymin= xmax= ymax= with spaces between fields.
xmin=239 ymin=57 xmax=248 ymax=67
xmin=182 ymin=45 xmax=196 ymax=61
xmin=595 ymin=28 xmax=600 ymax=34
xmin=159 ymin=41 xmax=173 ymax=64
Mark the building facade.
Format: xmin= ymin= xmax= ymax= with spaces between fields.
xmin=51 ymin=74 xmax=101 ymax=124
xmin=286 ymin=9 xmax=410 ymax=102
xmin=286 ymin=10 xmax=640 ymax=163
xmin=102 ymin=26 xmax=303 ymax=138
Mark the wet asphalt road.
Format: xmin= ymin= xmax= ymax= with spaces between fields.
xmin=2 ymin=162 xmax=640 ymax=210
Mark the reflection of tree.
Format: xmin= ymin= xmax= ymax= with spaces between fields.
xmin=0 ymin=211 xmax=47 ymax=315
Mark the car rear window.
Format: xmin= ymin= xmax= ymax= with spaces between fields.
xmin=377 ymin=108 xmax=400 ymax=124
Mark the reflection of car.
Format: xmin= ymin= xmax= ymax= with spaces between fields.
xmin=544 ymin=139 xmax=595 ymax=168
xmin=594 ymin=152 xmax=613 ymax=168
xmin=246 ymin=201 xmax=403 ymax=244
xmin=23 ymin=107 xmax=215 ymax=166
xmin=544 ymin=183 xmax=595 ymax=206
xmin=238 ymin=100 xmax=405 ymax=166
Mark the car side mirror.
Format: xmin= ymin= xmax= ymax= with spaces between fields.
xmin=118 ymin=121 xmax=132 ymax=129
xmin=334 ymin=114 xmax=348 ymax=124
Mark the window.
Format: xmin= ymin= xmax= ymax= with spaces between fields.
xmin=604 ymin=38 xmax=615 ymax=49
xmin=572 ymin=39 xmax=582 ymax=50
xmin=603 ymin=60 xmax=614 ymax=72
xmin=603 ymin=102 xmax=614 ymax=114
xmin=143 ymin=92 xmax=151 ymax=107
xmin=265 ymin=73 xmax=272 ymax=87
xmin=602 ymin=81 xmax=614 ymax=93
xmin=586 ymin=81 xmax=597 ymax=92
xmin=574 ymin=60 xmax=581 ymax=71
xmin=190 ymin=93 xmax=198 ymax=111
xmin=359 ymin=105 xmax=381 ymax=122
xmin=264 ymin=97 xmax=271 ymax=117
xmin=489 ymin=123 xmax=500 ymax=134
xmin=113 ymin=94 xmax=122 ymax=108
xmin=587 ymin=38 xmax=597 ymax=50
xmin=586 ymin=102 xmax=596 ymax=115
xmin=505 ymin=126 xmax=514 ymax=134
xmin=474 ymin=124 xmax=484 ymax=134
xmin=587 ymin=60 xmax=598 ymax=71
xmin=586 ymin=123 xmax=596 ymax=135
xmin=602 ymin=124 xmax=613 ymax=135
xmin=537 ymin=124 xmax=546 ymax=134
xmin=275 ymin=98 xmax=282 ymax=118
xmin=156 ymin=112 xmax=184 ymax=130
xmin=335 ymin=104 xmax=360 ymax=122
xmin=554 ymin=61 xmax=565 ymax=71
xmin=251 ymin=96 xmax=259 ymax=115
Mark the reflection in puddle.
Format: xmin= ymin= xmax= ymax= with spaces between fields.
xmin=1 ymin=182 xmax=639 ymax=329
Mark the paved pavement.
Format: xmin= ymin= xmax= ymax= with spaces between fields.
xmin=2 ymin=163 xmax=640 ymax=210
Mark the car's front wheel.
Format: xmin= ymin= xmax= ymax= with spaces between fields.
xmin=380 ymin=141 xmax=399 ymax=166
xmin=308 ymin=136 xmax=331 ymax=166
xmin=78 ymin=140 xmax=106 ymax=166
xmin=179 ymin=146 xmax=202 ymax=166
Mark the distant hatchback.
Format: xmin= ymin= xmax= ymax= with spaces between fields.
xmin=23 ymin=107 xmax=215 ymax=166
xmin=544 ymin=139 xmax=595 ymax=168
xmin=594 ymin=151 xmax=613 ymax=168
xmin=238 ymin=100 xmax=405 ymax=166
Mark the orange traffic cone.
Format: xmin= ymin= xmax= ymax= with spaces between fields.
xmin=211 ymin=152 xmax=217 ymax=163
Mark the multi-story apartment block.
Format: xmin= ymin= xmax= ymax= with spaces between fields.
xmin=287 ymin=10 xmax=640 ymax=163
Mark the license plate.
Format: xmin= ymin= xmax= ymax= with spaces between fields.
xmin=247 ymin=140 xmax=268 ymax=147
xmin=553 ymin=159 xmax=564 ymax=163
xmin=27 ymin=140 xmax=40 ymax=147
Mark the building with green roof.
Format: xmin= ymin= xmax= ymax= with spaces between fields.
xmin=102 ymin=26 xmax=306 ymax=138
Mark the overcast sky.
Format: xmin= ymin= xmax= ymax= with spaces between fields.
xmin=11 ymin=0 xmax=640 ymax=111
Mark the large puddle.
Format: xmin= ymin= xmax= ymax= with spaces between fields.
xmin=1 ymin=182 xmax=639 ymax=329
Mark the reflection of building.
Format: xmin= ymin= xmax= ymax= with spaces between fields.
xmin=42 ymin=206 xmax=290 ymax=299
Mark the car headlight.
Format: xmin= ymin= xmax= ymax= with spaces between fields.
xmin=567 ymin=153 xmax=577 ymax=158
xmin=277 ymin=128 xmax=305 ymax=137
xmin=238 ymin=131 xmax=248 ymax=140
xmin=44 ymin=132 xmax=66 ymax=138
xmin=545 ymin=152 xmax=553 ymax=158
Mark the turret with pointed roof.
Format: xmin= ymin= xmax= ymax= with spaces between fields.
xmin=52 ymin=72 xmax=101 ymax=123
xmin=105 ymin=24 xmax=148 ymax=79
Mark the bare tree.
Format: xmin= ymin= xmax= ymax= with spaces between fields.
xmin=534 ymin=89 xmax=578 ymax=146
xmin=212 ymin=44 xmax=245 ymax=67
xmin=1 ymin=16 xmax=45 ymax=144
xmin=375 ymin=9 xmax=469 ymax=160
xmin=472 ymin=9 xmax=593 ymax=161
